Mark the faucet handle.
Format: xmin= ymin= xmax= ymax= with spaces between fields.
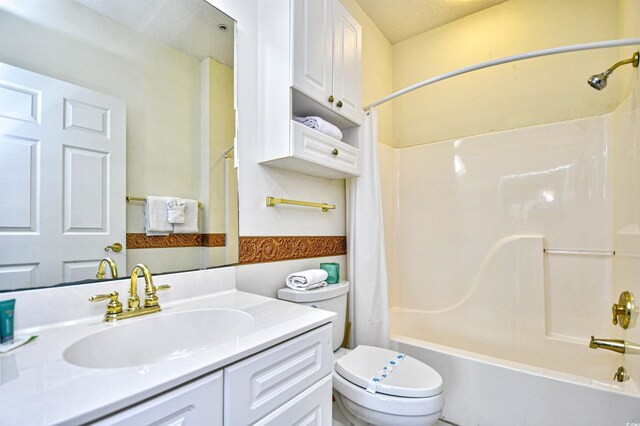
xmin=89 ymin=291 xmax=123 ymax=321
xmin=143 ymin=284 xmax=170 ymax=309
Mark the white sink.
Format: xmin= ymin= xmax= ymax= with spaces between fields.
xmin=63 ymin=308 xmax=254 ymax=369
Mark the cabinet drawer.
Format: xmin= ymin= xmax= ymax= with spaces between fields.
xmin=92 ymin=371 xmax=223 ymax=426
xmin=224 ymin=324 xmax=333 ymax=426
xmin=253 ymin=374 xmax=332 ymax=426
xmin=291 ymin=121 xmax=360 ymax=178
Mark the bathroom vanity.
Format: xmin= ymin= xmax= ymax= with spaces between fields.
xmin=0 ymin=268 xmax=335 ymax=425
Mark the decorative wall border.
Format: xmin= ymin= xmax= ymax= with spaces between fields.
xmin=239 ymin=236 xmax=347 ymax=264
xmin=126 ymin=233 xmax=226 ymax=249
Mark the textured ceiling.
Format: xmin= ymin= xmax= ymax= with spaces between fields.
xmin=73 ymin=0 xmax=235 ymax=67
xmin=355 ymin=0 xmax=509 ymax=44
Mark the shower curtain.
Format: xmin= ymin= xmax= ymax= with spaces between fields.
xmin=347 ymin=108 xmax=390 ymax=348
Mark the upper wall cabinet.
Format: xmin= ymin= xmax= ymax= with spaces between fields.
xmin=258 ymin=0 xmax=363 ymax=179
xmin=292 ymin=0 xmax=362 ymax=125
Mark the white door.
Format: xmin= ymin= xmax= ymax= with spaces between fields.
xmin=333 ymin=0 xmax=362 ymax=125
xmin=292 ymin=0 xmax=334 ymax=108
xmin=0 ymin=62 xmax=126 ymax=290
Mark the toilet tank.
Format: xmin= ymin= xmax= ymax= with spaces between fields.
xmin=278 ymin=282 xmax=349 ymax=351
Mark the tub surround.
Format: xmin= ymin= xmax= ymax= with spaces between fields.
xmin=0 ymin=267 xmax=335 ymax=425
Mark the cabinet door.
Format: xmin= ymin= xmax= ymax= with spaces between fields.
xmin=332 ymin=0 xmax=362 ymax=125
xmin=92 ymin=371 xmax=223 ymax=426
xmin=253 ymin=374 xmax=332 ymax=426
xmin=292 ymin=0 xmax=333 ymax=107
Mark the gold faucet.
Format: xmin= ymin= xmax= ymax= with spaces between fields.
xmin=89 ymin=263 xmax=170 ymax=322
xmin=96 ymin=257 xmax=118 ymax=279
xmin=589 ymin=336 xmax=626 ymax=354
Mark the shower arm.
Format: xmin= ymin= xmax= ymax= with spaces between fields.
xmin=605 ymin=52 xmax=639 ymax=75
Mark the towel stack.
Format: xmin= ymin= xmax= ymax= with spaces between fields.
xmin=144 ymin=196 xmax=199 ymax=236
xmin=293 ymin=115 xmax=343 ymax=141
xmin=286 ymin=269 xmax=328 ymax=291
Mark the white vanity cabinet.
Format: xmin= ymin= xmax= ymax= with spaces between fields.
xmin=258 ymin=0 xmax=362 ymax=179
xmin=292 ymin=0 xmax=362 ymax=125
xmin=92 ymin=324 xmax=333 ymax=426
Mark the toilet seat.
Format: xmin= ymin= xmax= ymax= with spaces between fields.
xmin=333 ymin=346 xmax=444 ymax=417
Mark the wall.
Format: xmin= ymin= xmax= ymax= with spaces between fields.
xmin=391 ymin=0 xmax=637 ymax=147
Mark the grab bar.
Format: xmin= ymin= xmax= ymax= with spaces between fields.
xmin=543 ymin=248 xmax=614 ymax=256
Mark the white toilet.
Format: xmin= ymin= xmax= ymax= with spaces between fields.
xmin=278 ymin=282 xmax=444 ymax=426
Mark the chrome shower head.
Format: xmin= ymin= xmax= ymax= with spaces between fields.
xmin=587 ymin=71 xmax=611 ymax=90
xmin=588 ymin=52 xmax=639 ymax=90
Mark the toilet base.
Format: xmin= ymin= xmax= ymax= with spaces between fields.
xmin=334 ymin=390 xmax=441 ymax=426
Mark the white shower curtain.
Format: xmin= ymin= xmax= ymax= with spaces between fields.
xmin=347 ymin=108 xmax=390 ymax=349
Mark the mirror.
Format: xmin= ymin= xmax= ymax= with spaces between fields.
xmin=0 ymin=0 xmax=238 ymax=291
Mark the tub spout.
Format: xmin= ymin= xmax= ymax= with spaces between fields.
xmin=589 ymin=336 xmax=626 ymax=354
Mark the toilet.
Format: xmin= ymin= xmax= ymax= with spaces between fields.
xmin=278 ymin=282 xmax=444 ymax=426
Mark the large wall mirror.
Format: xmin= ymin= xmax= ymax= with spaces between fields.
xmin=0 ymin=0 xmax=238 ymax=291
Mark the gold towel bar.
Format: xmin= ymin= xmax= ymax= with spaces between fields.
xmin=126 ymin=196 xmax=202 ymax=208
xmin=266 ymin=196 xmax=335 ymax=212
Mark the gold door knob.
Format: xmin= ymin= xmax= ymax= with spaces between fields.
xmin=104 ymin=242 xmax=123 ymax=253
xmin=328 ymin=95 xmax=335 ymax=103
xmin=612 ymin=291 xmax=634 ymax=329
xmin=336 ymin=100 xmax=343 ymax=108
xmin=332 ymin=149 xmax=339 ymax=156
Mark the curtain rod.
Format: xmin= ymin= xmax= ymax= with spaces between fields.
xmin=364 ymin=37 xmax=640 ymax=110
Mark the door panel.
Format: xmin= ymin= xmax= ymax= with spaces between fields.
xmin=0 ymin=61 xmax=126 ymax=288
xmin=333 ymin=0 xmax=362 ymax=125
xmin=292 ymin=0 xmax=333 ymax=106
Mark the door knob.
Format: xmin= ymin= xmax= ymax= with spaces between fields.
xmin=104 ymin=242 xmax=123 ymax=253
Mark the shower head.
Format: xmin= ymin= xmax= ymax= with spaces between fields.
xmin=588 ymin=51 xmax=639 ymax=90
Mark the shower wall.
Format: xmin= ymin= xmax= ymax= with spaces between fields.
xmin=380 ymin=63 xmax=640 ymax=381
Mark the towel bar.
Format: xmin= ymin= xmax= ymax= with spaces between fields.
xmin=266 ymin=196 xmax=335 ymax=212
xmin=126 ymin=196 xmax=202 ymax=208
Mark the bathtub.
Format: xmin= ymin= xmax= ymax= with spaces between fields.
xmin=391 ymin=335 xmax=640 ymax=426
xmin=387 ymin=236 xmax=640 ymax=425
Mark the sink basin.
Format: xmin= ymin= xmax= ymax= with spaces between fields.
xmin=63 ymin=308 xmax=254 ymax=369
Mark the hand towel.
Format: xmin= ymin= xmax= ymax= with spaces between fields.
xmin=286 ymin=269 xmax=329 ymax=291
xmin=167 ymin=198 xmax=186 ymax=224
xmin=145 ymin=196 xmax=173 ymax=236
xmin=173 ymin=199 xmax=199 ymax=233
xmin=293 ymin=115 xmax=343 ymax=141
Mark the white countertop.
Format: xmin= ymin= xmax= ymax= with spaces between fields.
xmin=0 ymin=289 xmax=335 ymax=425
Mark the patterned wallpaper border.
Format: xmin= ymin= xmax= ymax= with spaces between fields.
xmin=126 ymin=233 xmax=226 ymax=249
xmin=239 ymin=236 xmax=347 ymax=264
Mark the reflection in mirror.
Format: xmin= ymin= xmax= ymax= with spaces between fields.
xmin=0 ymin=0 xmax=238 ymax=291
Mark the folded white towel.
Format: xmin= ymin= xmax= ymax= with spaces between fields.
xmin=286 ymin=269 xmax=329 ymax=291
xmin=173 ymin=199 xmax=199 ymax=233
xmin=167 ymin=198 xmax=186 ymax=224
xmin=145 ymin=196 xmax=173 ymax=236
xmin=293 ymin=115 xmax=343 ymax=141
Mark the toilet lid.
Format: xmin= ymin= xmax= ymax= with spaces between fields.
xmin=334 ymin=345 xmax=442 ymax=398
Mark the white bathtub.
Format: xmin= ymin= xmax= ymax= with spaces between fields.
xmin=391 ymin=335 xmax=640 ymax=426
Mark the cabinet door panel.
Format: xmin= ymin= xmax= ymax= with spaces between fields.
xmin=92 ymin=371 xmax=223 ymax=426
xmin=333 ymin=0 xmax=362 ymax=125
xmin=224 ymin=324 xmax=333 ymax=425
xmin=253 ymin=374 xmax=332 ymax=426
xmin=292 ymin=0 xmax=333 ymax=106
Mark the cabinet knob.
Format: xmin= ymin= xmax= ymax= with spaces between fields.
xmin=336 ymin=100 xmax=343 ymax=108
xmin=332 ymin=149 xmax=339 ymax=156
xmin=328 ymin=95 xmax=335 ymax=103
